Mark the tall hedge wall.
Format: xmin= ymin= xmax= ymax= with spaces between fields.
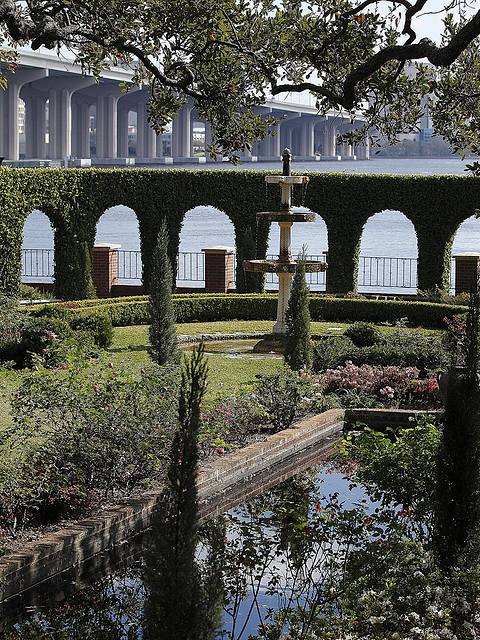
xmin=2 ymin=168 xmax=479 ymax=299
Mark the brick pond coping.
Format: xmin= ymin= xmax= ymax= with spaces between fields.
xmin=0 ymin=409 xmax=345 ymax=604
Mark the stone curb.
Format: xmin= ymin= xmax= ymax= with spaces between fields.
xmin=177 ymin=332 xmax=265 ymax=344
xmin=0 ymin=409 xmax=345 ymax=604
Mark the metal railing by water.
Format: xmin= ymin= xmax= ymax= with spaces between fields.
xmin=21 ymin=248 xmax=54 ymax=278
xmin=176 ymin=251 xmax=205 ymax=282
xmin=117 ymin=250 xmax=142 ymax=280
xmin=20 ymin=248 xmax=457 ymax=293
xmin=359 ymin=256 xmax=417 ymax=289
xmin=117 ymin=250 xmax=206 ymax=282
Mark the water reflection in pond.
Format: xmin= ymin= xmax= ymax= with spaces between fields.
xmin=1 ymin=465 xmax=377 ymax=639
xmin=182 ymin=340 xmax=283 ymax=359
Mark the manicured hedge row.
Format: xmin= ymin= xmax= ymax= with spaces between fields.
xmin=40 ymin=294 xmax=466 ymax=328
xmin=2 ymin=169 xmax=480 ymax=299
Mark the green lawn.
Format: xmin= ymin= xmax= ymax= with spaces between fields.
xmin=0 ymin=319 xmax=442 ymax=428
xmin=108 ymin=323 xmax=289 ymax=403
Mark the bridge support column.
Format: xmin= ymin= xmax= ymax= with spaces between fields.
xmin=137 ymin=100 xmax=156 ymax=159
xmin=300 ymin=119 xmax=315 ymax=158
xmin=39 ymin=77 xmax=95 ymax=160
xmin=322 ymin=123 xmax=337 ymax=158
xmin=0 ymin=68 xmax=47 ymax=160
xmin=117 ymin=106 xmax=129 ymax=157
xmin=49 ymin=88 xmax=73 ymax=159
xmin=180 ymin=104 xmax=192 ymax=158
xmin=76 ymin=102 xmax=91 ymax=158
xmin=204 ymin=122 xmax=214 ymax=159
xmin=355 ymin=139 xmax=370 ymax=159
xmin=96 ymin=94 xmax=119 ymax=158
xmin=24 ymin=93 xmax=47 ymax=159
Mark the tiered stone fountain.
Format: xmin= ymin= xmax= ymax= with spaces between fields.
xmin=243 ymin=148 xmax=328 ymax=351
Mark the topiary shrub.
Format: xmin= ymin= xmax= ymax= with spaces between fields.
xmin=34 ymin=305 xmax=73 ymax=322
xmin=284 ymin=258 xmax=313 ymax=371
xmin=313 ymin=329 xmax=447 ymax=373
xmin=344 ymin=321 xmax=380 ymax=347
xmin=70 ymin=313 xmax=113 ymax=348
xmin=149 ymin=221 xmax=180 ymax=366
xmin=19 ymin=284 xmax=53 ymax=301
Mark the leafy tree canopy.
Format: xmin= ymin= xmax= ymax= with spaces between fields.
xmin=1 ymin=1 xmax=480 ymax=158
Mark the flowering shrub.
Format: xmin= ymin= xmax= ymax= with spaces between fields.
xmin=317 ymin=362 xmax=420 ymax=406
xmin=444 ymin=313 xmax=467 ymax=363
xmin=0 ymin=355 xmax=178 ymax=534
xmin=407 ymin=376 xmax=442 ymax=408
xmin=315 ymin=362 xmax=441 ymax=408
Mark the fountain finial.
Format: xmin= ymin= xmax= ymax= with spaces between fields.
xmin=282 ymin=148 xmax=292 ymax=177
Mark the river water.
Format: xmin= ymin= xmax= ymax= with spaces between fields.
xmin=22 ymin=158 xmax=480 ymax=260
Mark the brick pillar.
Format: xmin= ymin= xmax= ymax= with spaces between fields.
xmin=92 ymin=243 xmax=120 ymax=297
xmin=454 ymin=253 xmax=480 ymax=296
xmin=202 ymin=246 xmax=235 ymax=293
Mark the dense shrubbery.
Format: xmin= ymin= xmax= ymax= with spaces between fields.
xmin=0 ymin=296 xmax=29 ymax=364
xmin=317 ymin=362 xmax=440 ymax=408
xmin=0 ymin=352 xmax=179 ymax=534
xmin=0 ymin=301 xmax=113 ymax=367
xmin=19 ymin=316 xmax=73 ymax=367
xmin=314 ymin=327 xmax=447 ymax=372
xmin=18 ymin=284 xmax=54 ymax=300
xmin=338 ymin=416 xmax=442 ymax=534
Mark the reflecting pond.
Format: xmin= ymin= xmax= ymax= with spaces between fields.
xmin=1 ymin=462 xmax=375 ymax=639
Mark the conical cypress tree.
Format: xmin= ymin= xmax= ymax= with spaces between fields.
xmin=434 ymin=277 xmax=480 ymax=569
xmin=149 ymin=220 xmax=180 ymax=365
xmin=284 ymin=256 xmax=313 ymax=371
xmin=143 ymin=344 xmax=210 ymax=639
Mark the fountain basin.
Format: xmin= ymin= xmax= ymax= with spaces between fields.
xmin=256 ymin=210 xmax=317 ymax=223
xmin=243 ymin=259 xmax=328 ymax=273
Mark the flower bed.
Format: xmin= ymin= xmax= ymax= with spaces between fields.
xmin=315 ymin=362 xmax=441 ymax=409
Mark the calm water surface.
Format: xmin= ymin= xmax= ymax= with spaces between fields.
xmin=2 ymin=463 xmax=372 ymax=639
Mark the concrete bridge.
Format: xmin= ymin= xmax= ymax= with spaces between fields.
xmin=1 ymin=49 xmax=370 ymax=165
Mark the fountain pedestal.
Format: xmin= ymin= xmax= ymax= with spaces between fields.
xmin=243 ymin=150 xmax=328 ymax=352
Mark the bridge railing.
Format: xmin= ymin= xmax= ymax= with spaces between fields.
xmin=21 ymin=248 xmax=457 ymax=293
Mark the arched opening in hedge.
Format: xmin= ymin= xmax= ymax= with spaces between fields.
xmin=359 ymin=210 xmax=418 ymax=293
xmin=178 ymin=206 xmax=235 ymax=290
xmin=265 ymin=208 xmax=328 ymax=291
xmin=21 ymin=210 xmax=55 ymax=288
xmin=94 ymin=206 xmax=141 ymax=287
